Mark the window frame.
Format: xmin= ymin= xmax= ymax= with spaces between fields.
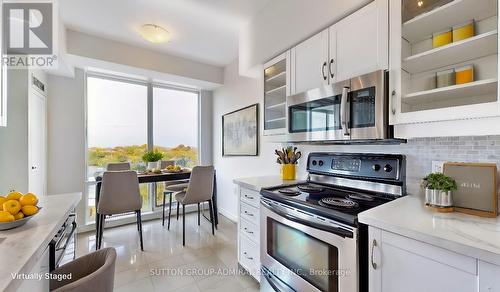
xmin=84 ymin=71 xmax=201 ymax=224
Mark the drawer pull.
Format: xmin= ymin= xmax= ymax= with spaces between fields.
xmin=244 ymin=211 xmax=254 ymax=216
xmin=244 ymin=227 xmax=254 ymax=234
xmin=371 ymin=239 xmax=378 ymax=270
xmin=243 ymin=252 xmax=254 ymax=260
xmin=244 ymin=194 xmax=255 ymax=200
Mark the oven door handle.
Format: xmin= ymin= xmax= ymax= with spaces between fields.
xmin=262 ymin=200 xmax=353 ymax=238
xmin=340 ymin=86 xmax=350 ymax=136
xmin=261 ymin=267 xmax=296 ymax=292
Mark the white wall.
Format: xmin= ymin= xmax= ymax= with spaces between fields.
xmin=47 ymin=69 xmax=86 ymax=225
xmin=0 ymin=70 xmax=29 ymax=194
xmin=212 ymin=60 xmax=281 ymax=221
xmin=199 ymin=90 xmax=213 ymax=165
xmin=239 ymin=0 xmax=370 ymax=76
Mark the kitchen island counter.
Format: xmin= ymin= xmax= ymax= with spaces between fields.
xmin=359 ymin=194 xmax=500 ymax=266
xmin=0 ymin=193 xmax=81 ymax=292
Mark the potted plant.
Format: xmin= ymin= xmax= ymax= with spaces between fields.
xmin=421 ymin=172 xmax=458 ymax=208
xmin=142 ymin=150 xmax=163 ymax=170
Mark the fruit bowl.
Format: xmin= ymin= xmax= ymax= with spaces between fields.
xmin=0 ymin=207 xmax=41 ymax=231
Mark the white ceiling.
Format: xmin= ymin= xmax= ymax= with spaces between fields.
xmin=59 ymin=0 xmax=271 ymax=67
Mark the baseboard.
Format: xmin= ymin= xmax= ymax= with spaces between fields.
xmin=218 ymin=207 xmax=238 ymax=223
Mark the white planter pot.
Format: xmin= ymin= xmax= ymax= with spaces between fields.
xmin=147 ymin=162 xmax=158 ymax=170
xmin=425 ymin=188 xmax=453 ymax=207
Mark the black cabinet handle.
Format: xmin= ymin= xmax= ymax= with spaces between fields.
xmin=329 ymin=59 xmax=335 ymax=78
xmin=322 ymin=62 xmax=327 ymax=80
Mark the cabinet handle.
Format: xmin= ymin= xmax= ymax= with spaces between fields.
xmin=243 ymin=252 xmax=254 ymax=260
xmin=329 ymin=59 xmax=335 ymax=78
xmin=244 ymin=211 xmax=254 ymax=216
xmin=371 ymin=239 xmax=378 ymax=270
xmin=244 ymin=227 xmax=254 ymax=234
xmin=391 ymin=90 xmax=396 ymax=115
xmin=322 ymin=62 xmax=327 ymax=80
xmin=244 ymin=194 xmax=254 ymax=200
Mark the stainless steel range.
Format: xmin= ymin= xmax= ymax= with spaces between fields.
xmin=260 ymin=152 xmax=406 ymax=292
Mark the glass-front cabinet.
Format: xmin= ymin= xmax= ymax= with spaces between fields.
xmin=389 ymin=0 xmax=499 ymax=125
xmin=263 ymin=52 xmax=290 ymax=136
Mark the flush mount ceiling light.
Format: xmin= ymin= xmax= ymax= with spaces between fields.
xmin=139 ymin=24 xmax=170 ymax=44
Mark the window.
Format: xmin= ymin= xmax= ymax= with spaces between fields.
xmin=85 ymin=74 xmax=199 ymax=224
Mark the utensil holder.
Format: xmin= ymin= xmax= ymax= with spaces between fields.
xmin=281 ymin=164 xmax=296 ymax=180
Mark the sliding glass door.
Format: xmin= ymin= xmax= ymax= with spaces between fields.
xmin=85 ymin=74 xmax=199 ymax=224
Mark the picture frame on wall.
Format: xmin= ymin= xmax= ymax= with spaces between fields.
xmin=222 ymin=103 xmax=259 ymax=156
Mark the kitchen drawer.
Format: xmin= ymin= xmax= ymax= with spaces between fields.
xmin=240 ymin=202 xmax=259 ymax=222
xmin=240 ymin=236 xmax=260 ymax=275
xmin=240 ymin=188 xmax=260 ymax=208
xmin=240 ymin=217 xmax=260 ymax=243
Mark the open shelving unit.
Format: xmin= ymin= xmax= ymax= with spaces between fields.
xmin=397 ymin=0 xmax=498 ymax=115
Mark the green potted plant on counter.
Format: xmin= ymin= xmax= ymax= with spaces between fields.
xmin=142 ymin=150 xmax=164 ymax=171
xmin=422 ymin=172 xmax=458 ymax=211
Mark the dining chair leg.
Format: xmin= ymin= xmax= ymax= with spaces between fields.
xmin=168 ymin=192 xmax=173 ymax=230
xmin=95 ymin=213 xmax=101 ymax=250
xmin=177 ymin=201 xmax=180 ymax=220
xmin=136 ymin=210 xmax=144 ymax=251
xmin=162 ymin=192 xmax=167 ymax=226
xmin=208 ymin=200 xmax=215 ymax=236
xmin=182 ymin=204 xmax=186 ymax=246
xmin=99 ymin=214 xmax=105 ymax=249
xmin=197 ymin=203 xmax=200 ymax=226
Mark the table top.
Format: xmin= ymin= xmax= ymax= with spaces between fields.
xmin=95 ymin=170 xmax=191 ymax=183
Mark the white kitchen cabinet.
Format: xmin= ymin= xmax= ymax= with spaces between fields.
xmin=335 ymin=0 xmax=389 ymax=81
xmin=237 ymin=186 xmax=261 ymax=281
xmin=479 ymin=261 xmax=500 ymax=292
xmin=290 ymin=29 xmax=329 ymax=95
xmin=264 ymin=52 xmax=290 ymax=136
xmin=389 ymin=0 xmax=500 ymax=126
xmin=368 ymin=227 xmax=479 ymax=292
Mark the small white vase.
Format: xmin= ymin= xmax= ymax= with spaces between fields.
xmin=147 ymin=162 xmax=158 ymax=170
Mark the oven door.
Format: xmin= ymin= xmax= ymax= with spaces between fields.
xmin=260 ymin=198 xmax=358 ymax=292
xmin=287 ymin=80 xmax=350 ymax=142
xmin=347 ymin=70 xmax=388 ymax=140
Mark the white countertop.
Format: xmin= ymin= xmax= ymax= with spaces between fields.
xmin=359 ymin=194 xmax=500 ymax=265
xmin=233 ymin=175 xmax=306 ymax=191
xmin=0 ymin=193 xmax=81 ymax=292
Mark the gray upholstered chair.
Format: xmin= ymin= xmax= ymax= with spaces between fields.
xmin=97 ymin=171 xmax=144 ymax=250
xmin=160 ymin=160 xmax=189 ymax=226
xmin=167 ymin=166 xmax=215 ymax=246
xmin=50 ymin=247 xmax=116 ymax=292
xmin=106 ymin=162 xmax=131 ymax=171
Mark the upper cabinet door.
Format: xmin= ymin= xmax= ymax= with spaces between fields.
xmin=335 ymin=0 xmax=389 ymax=82
xmin=290 ymin=29 xmax=329 ymax=95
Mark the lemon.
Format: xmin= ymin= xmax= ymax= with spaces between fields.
xmin=0 ymin=196 xmax=7 ymax=211
xmin=14 ymin=212 xmax=24 ymax=220
xmin=20 ymin=193 xmax=38 ymax=206
xmin=21 ymin=205 xmax=38 ymax=216
xmin=3 ymin=200 xmax=21 ymax=215
xmin=6 ymin=191 xmax=23 ymax=200
xmin=0 ymin=211 xmax=15 ymax=222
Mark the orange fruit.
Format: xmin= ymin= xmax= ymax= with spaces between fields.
xmin=3 ymin=200 xmax=21 ymax=215
xmin=6 ymin=192 xmax=23 ymax=201
xmin=0 ymin=211 xmax=14 ymax=222
xmin=0 ymin=196 xmax=7 ymax=211
xmin=20 ymin=193 xmax=38 ymax=206
xmin=21 ymin=205 xmax=38 ymax=216
xmin=14 ymin=212 xmax=24 ymax=220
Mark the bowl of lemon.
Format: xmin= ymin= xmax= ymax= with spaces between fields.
xmin=0 ymin=192 xmax=40 ymax=230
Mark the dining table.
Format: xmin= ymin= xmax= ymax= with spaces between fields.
xmin=94 ymin=170 xmax=218 ymax=240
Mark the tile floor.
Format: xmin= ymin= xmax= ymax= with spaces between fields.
xmin=76 ymin=212 xmax=259 ymax=292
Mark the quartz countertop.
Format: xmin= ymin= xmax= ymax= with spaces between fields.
xmin=233 ymin=176 xmax=306 ymax=192
xmin=0 ymin=193 xmax=81 ymax=292
xmin=359 ymin=194 xmax=500 ymax=265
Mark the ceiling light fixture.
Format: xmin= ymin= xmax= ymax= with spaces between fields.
xmin=139 ymin=24 xmax=170 ymax=44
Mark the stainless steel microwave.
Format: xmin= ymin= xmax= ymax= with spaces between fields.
xmin=287 ymin=70 xmax=391 ymax=142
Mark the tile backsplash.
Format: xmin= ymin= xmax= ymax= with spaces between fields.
xmin=294 ymin=135 xmax=500 ymax=195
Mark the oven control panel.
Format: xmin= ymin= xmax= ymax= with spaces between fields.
xmin=307 ymin=153 xmax=404 ymax=181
